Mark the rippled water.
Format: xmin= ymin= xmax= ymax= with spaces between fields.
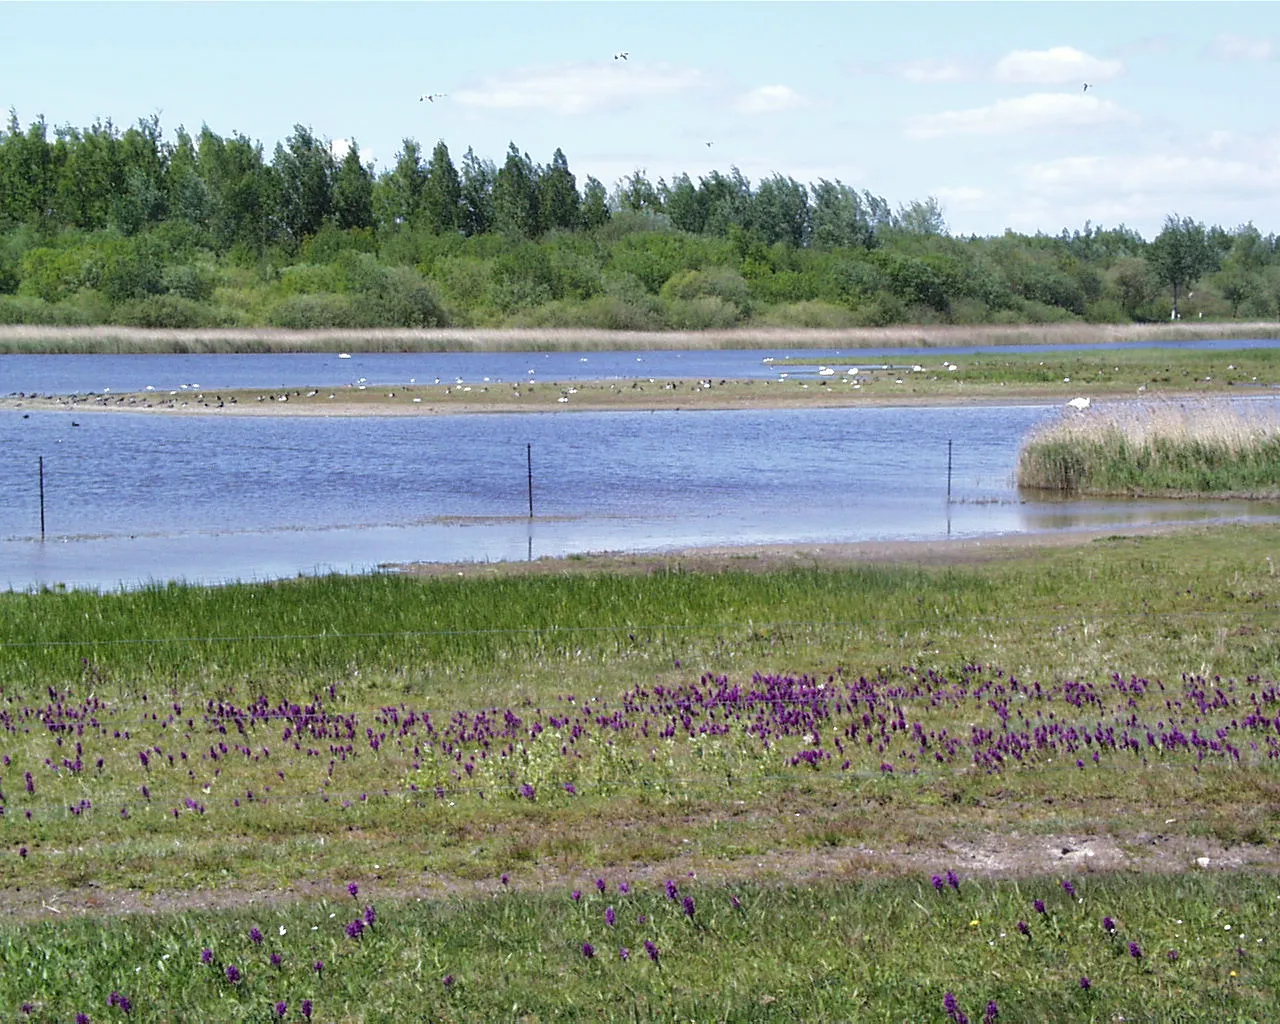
xmin=4 ymin=401 xmax=1279 ymax=591
xmin=4 ymin=336 xmax=1278 ymax=396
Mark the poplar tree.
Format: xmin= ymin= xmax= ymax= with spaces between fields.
xmin=539 ymin=148 xmax=579 ymax=232
xmin=493 ymin=143 xmax=540 ymax=238
xmin=421 ymin=140 xmax=461 ymax=234
xmin=332 ymin=141 xmax=374 ymax=230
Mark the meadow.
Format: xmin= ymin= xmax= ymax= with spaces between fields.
xmin=1018 ymin=400 xmax=1280 ymax=496
xmin=2 ymin=524 xmax=1280 ymax=1019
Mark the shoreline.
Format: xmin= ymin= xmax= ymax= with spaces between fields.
xmin=3 ymin=320 xmax=1280 ymax=354
xmin=1 ymin=381 xmax=1265 ymax=417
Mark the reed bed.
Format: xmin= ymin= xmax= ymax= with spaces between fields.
xmin=3 ymin=321 xmax=1279 ymax=354
xmin=1017 ymin=399 xmax=1280 ymax=496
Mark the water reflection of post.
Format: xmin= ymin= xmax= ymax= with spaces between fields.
xmin=946 ymin=439 xmax=952 ymax=537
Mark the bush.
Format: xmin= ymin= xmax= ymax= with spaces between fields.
xmin=516 ymin=295 xmax=664 ymax=330
xmin=755 ymin=300 xmax=859 ymax=329
xmin=350 ymin=266 xmax=448 ymax=327
xmin=112 ymin=294 xmax=215 ymax=328
xmin=660 ymin=266 xmax=751 ymax=317
xmin=266 ymin=293 xmax=355 ymax=328
xmin=660 ymin=295 xmax=740 ymax=329
xmin=162 ymin=263 xmax=216 ymax=302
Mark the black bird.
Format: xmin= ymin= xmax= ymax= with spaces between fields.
xmin=1082 ymin=82 xmax=1091 ymax=93
xmin=614 ymin=51 xmax=629 ymax=61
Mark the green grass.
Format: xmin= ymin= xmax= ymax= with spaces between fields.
xmin=2 ymin=873 xmax=1278 ymax=1022
xmin=4 ymin=525 xmax=1280 ymax=1020
xmin=1018 ymin=400 xmax=1280 ymax=495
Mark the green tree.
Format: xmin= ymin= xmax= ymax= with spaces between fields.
xmin=1146 ymin=214 xmax=1214 ymax=317
xmin=458 ymin=147 xmax=496 ymax=237
xmin=0 ymin=112 xmax=56 ymax=225
xmin=615 ymin=169 xmax=663 ymax=215
xmin=273 ymin=124 xmax=335 ymax=243
xmin=810 ymin=180 xmax=877 ymax=249
xmin=198 ymin=127 xmax=274 ymax=252
xmin=580 ymin=176 xmax=610 ymax=230
xmin=893 ymin=197 xmax=947 ymax=236
xmin=493 ymin=143 xmax=541 ymax=238
xmin=332 ymin=141 xmax=374 ymax=231
xmin=421 ymin=140 xmax=461 ymax=234
xmin=166 ymin=127 xmax=212 ymax=230
xmin=662 ymin=174 xmax=703 ymax=234
xmin=539 ymin=147 xmax=580 ymax=232
xmin=750 ymin=174 xmax=810 ymax=248
xmin=373 ymin=138 xmax=427 ymax=230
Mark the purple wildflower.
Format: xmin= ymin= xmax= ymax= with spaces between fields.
xmin=1167 ymin=949 xmax=1180 ymax=962
xmin=275 ymin=1002 xmax=288 ymax=1018
xmin=605 ymin=906 xmax=617 ymax=927
xmin=619 ymin=881 xmax=630 ymax=895
xmin=946 ymin=869 xmax=960 ymax=890
xmin=682 ymin=895 xmax=696 ymax=918
xmin=1103 ymin=916 xmax=1117 ymax=934
xmin=931 ymin=874 xmax=945 ymax=892
xmin=1079 ymin=976 xmax=1091 ymax=990
xmin=571 ymin=889 xmax=582 ymax=902
xmin=442 ymin=975 xmax=454 ymax=989
xmin=346 ymin=918 xmax=365 ymax=939
xmin=501 ymin=873 xmax=509 ymax=886
xmin=18 ymin=847 xmax=27 ymax=859
xmin=225 ymin=964 xmax=241 ymax=984
xmin=1017 ymin=920 xmax=1030 ymax=937
xmin=249 ymin=926 xmax=263 ymax=945
xmin=519 ymin=782 xmax=535 ymax=800
xmin=1033 ymin=898 xmax=1047 ymax=915
xmin=301 ymin=999 xmax=313 ymax=1019
xmin=731 ymin=894 xmax=742 ymax=910
xmin=644 ymin=939 xmax=660 ymax=963
xmin=108 ymin=992 xmax=132 ymax=1013
xmin=76 ymin=1015 xmax=91 ymax=1024
xmin=984 ymin=1000 xmax=998 ymax=1023
xmin=201 ymin=947 xmax=214 ymax=965
xmin=596 ymin=877 xmax=607 ymax=893
xmin=21 ymin=1004 xmax=34 ymax=1015
xmin=582 ymin=941 xmax=595 ymax=959
xmin=347 ymin=882 xmax=359 ymax=898
xmin=665 ymin=879 xmax=679 ymax=901
xmin=563 ymin=781 xmax=577 ymax=795
xmin=619 ymin=947 xmax=630 ymax=960
xmin=1129 ymin=941 xmax=1143 ymax=960
xmin=363 ymin=904 xmax=376 ymax=927
xmin=313 ymin=960 xmax=324 ymax=976
xmin=270 ymin=952 xmax=283 ymax=967
xmin=1061 ymin=878 xmax=1077 ymax=898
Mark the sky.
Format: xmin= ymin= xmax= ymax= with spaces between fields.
xmin=3 ymin=1 xmax=1279 ymax=239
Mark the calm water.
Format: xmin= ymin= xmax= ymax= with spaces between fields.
xmin=3 ymin=337 xmax=1278 ymax=395
xmin=3 ymin=402 xmax=1279 ymax=591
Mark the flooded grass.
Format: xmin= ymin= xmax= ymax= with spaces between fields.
xmin=1018 ymin=400 xmax=1280 ymax=496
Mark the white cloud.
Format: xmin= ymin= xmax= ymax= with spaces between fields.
xmin=933 ymin=185 xmax=988 ymax=207
xmin=1208 ymin=34 xmax=1274 ymax=62
xmin=994 ymin=46 xmax=1122 ymax=85
xmin=735 ymin=84 xmax=811 ymax=114
xmin=1025 ymin=152 xmax=1280 ymax=200
xmin=454 ymin=62 xmax=705 ymax=116
xmin=330 ymin=138 xmax=373 ymax=165
xmin=895 ymin=59 xmax=973 ymax=84
xmin=906 ymin=92 xmax=1136 ymax=139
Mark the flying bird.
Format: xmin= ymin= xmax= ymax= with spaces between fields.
xmin=705 ymin=140 xmax=713 ymax=148
xmin=419 ymin=93 xmax=448 ymax=103
xmin=614 ymin=51 xmax=629 ymax=60
xmin=1082 ymin=82 xmax=1091 ymax=92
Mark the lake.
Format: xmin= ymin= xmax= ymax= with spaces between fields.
xmin=4 ymin=401 xmax=1279 ymax=591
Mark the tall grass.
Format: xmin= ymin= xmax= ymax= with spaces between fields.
xmin=1017 ymin=400 xmax=1280 ymax=495
xmin=3 ymin=320 xmax=1280 ymax=354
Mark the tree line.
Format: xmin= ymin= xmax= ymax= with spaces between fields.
xmin=2 ymin=111 xmax=1278 ymax=330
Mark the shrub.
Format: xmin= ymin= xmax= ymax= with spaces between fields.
xmin=660 ymin=295 xmax=740 ymax=330
xmin=266 ymin=293 xmax=355 ymax=328
xmin=112 ymin=294 xmax=215 ymax=328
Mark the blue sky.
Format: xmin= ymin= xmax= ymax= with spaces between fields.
xmin=4 ymin=1 xmax=1279 ymax=238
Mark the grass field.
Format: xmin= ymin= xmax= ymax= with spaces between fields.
xmin=2 ymin=524 xmax=1280 ymax=1019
